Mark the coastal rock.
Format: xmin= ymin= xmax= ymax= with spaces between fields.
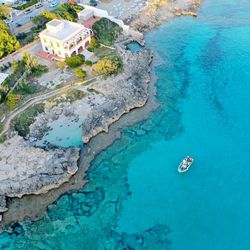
xmin=0 ymin=135 xmax=79 ymax=215
xmin=82 ymin=49 xmax=153 ymax=143
xmin=130 ymin=0 xmax=201 ymax=32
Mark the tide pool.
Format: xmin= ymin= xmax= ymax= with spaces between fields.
xmin=1 ymin=0 xmax=250 ymax=249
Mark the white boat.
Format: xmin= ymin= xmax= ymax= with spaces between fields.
xmin=178 ymin=156 xmax=194 ymax=173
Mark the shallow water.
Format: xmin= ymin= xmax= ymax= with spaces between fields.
xmin=2 ymin=0 xmax=250 ymax=249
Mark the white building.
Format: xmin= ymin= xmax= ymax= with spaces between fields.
xmin=39 ymin=19 xmax=92 ymax=59
xmin=78 ymin=5 xmax=129 ymax=33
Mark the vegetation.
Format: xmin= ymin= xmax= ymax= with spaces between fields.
xmin=12 ymin=103 xmax=44 ymax=137
xmin=92 ymin=55 xmax=123 ymax=76
xmin=0 ymin=20 xmax=20 ymax=59
xmin=22 ymin=52 xmax=48 ymax=74
xmin=15 ymin=0 xmax=39 ymax=10
xmin=56 ymin=61 xmax=66 ymax=68
xmin=92 ymin=18 xmax=122 ymax=46
xmin=66 ymin=89 xmax=85 ymax=103
xmin=65 ymin=55 xmax=85 ymax=68
xmin=0 ymin=134 xmax=6 ymax=143
xmin=15 ymin=82 xmax=37 ymax=95
xmin=49 ymin=89 xmax=85 ymax=104
xmin=54 ymin=4 xmax=84 ymax=22
xmin=32 ymin=4 xmax=83 ymax=26
xmin=1 ymin=53 xmax=48 ymax=107
xmin=89 ymin=37 xmax=100 ymax=50
xmin=0 ymin=4 xmax=11 ymax=19
xmin=31 ymin=65 xmax=49 ymax=77
xmin=74 ymin=68 xmax=87 ymax=79
xmin=85 ymin=60 xmax=93 ymax=66
xmin=0 ymin=91 xmax=6 ymax=103
xmin=5 ymin=93 xmax=21 ymax=109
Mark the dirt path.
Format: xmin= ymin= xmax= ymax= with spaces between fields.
xmin=0 ymin=78 xmax=96 ymax=136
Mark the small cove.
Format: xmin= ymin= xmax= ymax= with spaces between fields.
xmin=1 ymin=0 xmax=250 ymax=249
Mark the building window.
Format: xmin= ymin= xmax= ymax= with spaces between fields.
xmin=45 ymin=47 xmax=48 ymax=51
xmin=58 ymin=51 xmax=61 ymax=55
xmin=43 ymin=38 xmax=47 ymax=43
xmin=50 ymin=41 xmax=53 ymax=48
xmin=57 ymin=42 xmax=60 ymax=47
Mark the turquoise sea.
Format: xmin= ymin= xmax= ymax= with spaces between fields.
xmin=1 ymin=0 xmax=250 ymax=249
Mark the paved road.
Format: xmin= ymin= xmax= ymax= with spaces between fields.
xmin=8 ymin=0 xmax=67 ymax=31
xmin=0 ymin=79 xmax=94 ymax=136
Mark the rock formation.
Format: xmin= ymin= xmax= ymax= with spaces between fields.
xmin=0 ymin=135 xmax=79 ymax=220
xmin=82 ymin=49 xmax=153 ymax=143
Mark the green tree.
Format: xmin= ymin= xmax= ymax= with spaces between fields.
xmin=0 ymin=4 xmax=11 ymax=19
xmin=92 ymin=18 xmax=122 ymax=46
xmin=0 ymin=20 xmax=20 ymax=59
xmin=22 ymin=52 xmax=39 ymax=71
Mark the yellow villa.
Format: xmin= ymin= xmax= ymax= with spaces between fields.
xmin=39 ymin=19 xmax=92 ymax=59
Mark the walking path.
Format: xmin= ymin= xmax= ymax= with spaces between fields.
xmin=0 ymin=78 xmax=96 ymax=136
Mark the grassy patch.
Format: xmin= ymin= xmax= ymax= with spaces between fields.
xmin=94 ymin=47 xmax=116 ymax=58
xmin=49 ymin=89 xmax=86 ymax=104
xmin=12 ymin=103 xmax=45 ymax=137
xmin=0 ymin=134 xmax=6 ymax=143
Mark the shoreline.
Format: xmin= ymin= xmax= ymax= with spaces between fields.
xmin=0 ymin=60 xmax=159 ymax=230
xmin=0 ymin=0 xmax=202 ymax=229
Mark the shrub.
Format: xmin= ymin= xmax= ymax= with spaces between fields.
xmin=31 ymin=64 xmax=49 ymax=77
xmin=12 ymin=60 xmax=19 ymax=73
xmin=89 ymin=37 xmax=100 ymax=49
xmin=65 ymin=55 xmax=85 ymax=68
xmin=87 ymin=47 xmax=94 ymax=52
xmin=0 ymin=90 xmax=6 ymax=103
xmin=56 ymin=61 xmax=66 ymax=68
xmin=74 ymin=68 xmax=87 ymax=79
xmin=16 ymin=82 xmax=37 ymax=95
xmin=0 ymin=134 xmax=6 ymax=143
xmin=12 ymin=103 xmax=44 ymax=137
xmin=5 ymin=93 xmax=21 ymax=109
xmin=16 ymin=32 xmax=27 ymax=40
xmin=92 ymin=55 xmax=123 ymax=76
xmin=92 ymin=18 xmax=122 ymax=46
xmin=85 ymin=60 xmax=93 ymax=66
xmin=15 ymin=0 xmax=39 ymax=10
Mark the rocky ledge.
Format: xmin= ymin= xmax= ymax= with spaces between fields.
xmin=130 ymin=0 xmax=201 ymax=32
xmin=0 ymin=135 xmax=79 ymax=219
xmin=82 ymin=48 xmax=153 ymax=143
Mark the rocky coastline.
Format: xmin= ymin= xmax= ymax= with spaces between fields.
xmin=0 ymin=0 xmax=202 ymax=227
xmin=129 ymin=0 xmax=201 ymax=32
xmin=0 ymin=136 xmax=79 ymax=219
xmin=82 ymin=48 xmax=153 ymax=143
xmin=0 ymin=47 xmax=154 ymax=225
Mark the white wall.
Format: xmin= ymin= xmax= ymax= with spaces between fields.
xmin=80 ymin=4 xmax=130 ymax=33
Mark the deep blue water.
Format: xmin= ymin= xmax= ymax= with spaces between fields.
xmin=1 ymin=0 xmax=250 ymax=249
